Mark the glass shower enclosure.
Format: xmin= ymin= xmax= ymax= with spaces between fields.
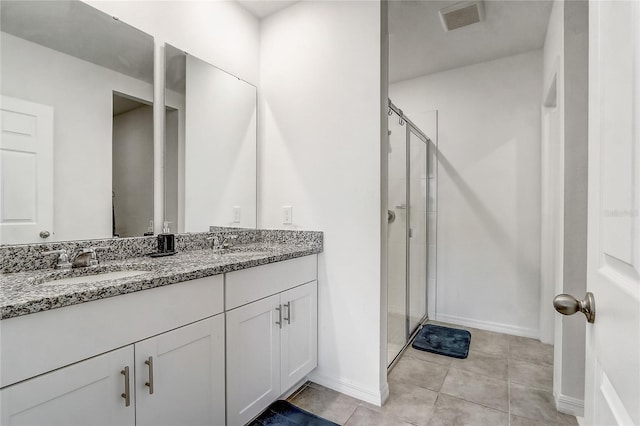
xmin=387 ymin=100 xmax=437 ymax=367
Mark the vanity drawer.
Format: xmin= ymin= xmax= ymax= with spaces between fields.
xmin=0 ymin=274 xmax=223 ymax=388
xmin=225 ymin=255 xmax=317 ymax=310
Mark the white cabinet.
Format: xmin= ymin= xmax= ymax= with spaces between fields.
xmin=1 ymin=254 xmax=318 ymax=426
xmin=136 ymin=315 xmax=225 ymax=426
xmin=0 ymin=346 xmax=135 ymax=426
xmin=226 ymin=294 xmax=282 ymax=426
xmin=280 ymin=282 xmax=318 ymax=391
xmin=226 ymin=280 xmax=317 ymax=426
xmin=0 ymin=315 xmax=225 ymax=426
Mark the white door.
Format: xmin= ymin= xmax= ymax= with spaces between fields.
xmin=0 ymin=346 xmax=135 ymax=426
xmin=226 ymin=294 xmax=281 ymax=426
xmin=0 ymin=96 xmax=54 ymax=244
xmin=281 ymin=281 xmax=318 ymax=392
xmin=585 ymin=1 xmax=640 ymax=424
xmin=135 ymin=315 xmax=225 ymax=426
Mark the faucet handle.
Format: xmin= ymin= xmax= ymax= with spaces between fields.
xmin=41 ymin=249 xmax=72 ymax=270
xmin=206 ymin=236 xmax=220 ymax=249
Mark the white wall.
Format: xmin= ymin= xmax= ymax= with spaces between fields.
xmin=1 ymin=32 xmax=152 ymax=241
xmin=86 ymin=1 xmax=260 ymax=85
xmin=259 ymin=1 xmax=386 ymax=405
xmin=164 ymin=107 xmax=181 ymax=233
xmin=184 ymin=56 xmax=257 ymax=231
xmin=543 ymin=0 xmax=588 ymax=415
xmin=391 ymin=50 xmax=543 ymax=338
xmin=113 ymin=105 xmax=154 ymax=237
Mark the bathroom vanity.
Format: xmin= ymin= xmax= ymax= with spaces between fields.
xmin=0 ymin=230 xmax=322 ymax=426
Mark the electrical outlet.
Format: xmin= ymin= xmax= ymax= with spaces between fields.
xmin=282 ymin=206 xmax=292 ymax=225
xmin=233 ymin=206 xmax=241 ymax=223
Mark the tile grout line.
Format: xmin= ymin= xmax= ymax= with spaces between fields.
xmin=507 ymin=342 xmax=512 ymax=426
xmin=446 ymin=363 xmax=509 ymax=382
xmin=438 ymin=393 xmax=510 ymax=415
xmin=341 ymin=404 xmax=358 ymax=426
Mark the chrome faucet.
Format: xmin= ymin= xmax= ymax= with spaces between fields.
xmin=72 ymin=247 xmax=109 ymax=268
xmin=73 ymin=249 xmax=97 ymax=268
xmin=207 ymin=236 xmax=219 ymax=249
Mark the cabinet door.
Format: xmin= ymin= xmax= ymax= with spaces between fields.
xmin=0 ymin=346 xmax=134 ymax=426
xmin=135 ymin=315 xmax=225 ymax=426
xmin=280 ymin=281 xmax=318 ymax=392
xmin=226 ymin=294 xmax=281 ymax=426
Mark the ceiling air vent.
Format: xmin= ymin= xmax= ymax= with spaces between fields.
xmin=439 ymin=1 xmax=484 ymax=32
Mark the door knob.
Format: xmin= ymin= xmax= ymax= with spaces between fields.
xmin=553 ymin=292 xmax=595 ymax=323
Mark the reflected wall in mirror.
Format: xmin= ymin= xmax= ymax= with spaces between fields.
xmin=0 ymin=0 xmax=154 ymax=245
xmin=165 ymin=44 xmax=257 ymax=233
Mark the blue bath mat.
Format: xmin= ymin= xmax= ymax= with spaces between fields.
xmin=412 ymin=324 xmax=471 ymax=359
xmin=248 ymin=400 xmax=339 ymax=426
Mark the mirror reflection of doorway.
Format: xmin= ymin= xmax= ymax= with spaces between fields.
xmin=112 ymin=92 xmax=153 ymax=237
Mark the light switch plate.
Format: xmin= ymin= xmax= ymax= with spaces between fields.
xmin=283 ymin=206 xmax=292 ymax=225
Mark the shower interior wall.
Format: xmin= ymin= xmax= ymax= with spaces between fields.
xmin=390 ymin=50 xmax=543 ymax=338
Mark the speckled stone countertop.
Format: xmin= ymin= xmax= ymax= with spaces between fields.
xmin=0 ymin=230 xmax=322 ymax=320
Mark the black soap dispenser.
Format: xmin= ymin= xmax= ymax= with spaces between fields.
xmin=157 ymin=221 xmax=175 ymax=254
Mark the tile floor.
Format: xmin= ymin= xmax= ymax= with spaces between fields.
xmin=287 ymin=322 xmax=578 ymax=426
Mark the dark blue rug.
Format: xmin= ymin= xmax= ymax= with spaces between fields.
xmin=412 ymin=324 xmax=471 ymax=359
xmin=248 ymin=400 xmax=339 ymax=426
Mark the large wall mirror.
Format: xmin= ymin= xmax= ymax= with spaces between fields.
xmin=164 ymin=44 xmax=257 ymax=233
xmin=0 ymin=0 xmax=154 ymax=245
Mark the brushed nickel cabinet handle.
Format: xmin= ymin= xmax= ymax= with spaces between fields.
xmin=275 ymin=305 xmax=282 ymax=329
xmin=120 ymin=366 xmax=131 ymax=407
xmin=284 ymin=302 xmax=291 ymax=324
xmin=145 ymin=356 xmax=154 ymax=394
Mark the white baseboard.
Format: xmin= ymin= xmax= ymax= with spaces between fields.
xmin=435 ymin=314 xmax=539 ymax=339
xmin=556 ymin=394 xmax=584 ymax=417
xmin=307 ymin=371 xmax=388 ymax=406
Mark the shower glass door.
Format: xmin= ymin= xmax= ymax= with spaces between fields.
xmin=387 ymin=104 xmax=432 ymax=367
xmin=387 ymin=118 xmax=408 ymax=365
xmin=408 ymin=129 xmax=428 ymax=332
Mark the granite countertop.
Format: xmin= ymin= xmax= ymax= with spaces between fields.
xmin=0 ymin=242 xmax=321 ymax=320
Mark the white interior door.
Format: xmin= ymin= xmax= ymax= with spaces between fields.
xmin=0 ymin=95 xmax=54 ymax=244
xmin=585 ymin=1 xmax=640 ymax=424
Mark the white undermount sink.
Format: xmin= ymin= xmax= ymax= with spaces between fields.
xmin=41 ymin=270 xmax=149 ymax=286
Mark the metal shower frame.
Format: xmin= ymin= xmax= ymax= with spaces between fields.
xmin=387 ymin=98 xmax=434 ymax=369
